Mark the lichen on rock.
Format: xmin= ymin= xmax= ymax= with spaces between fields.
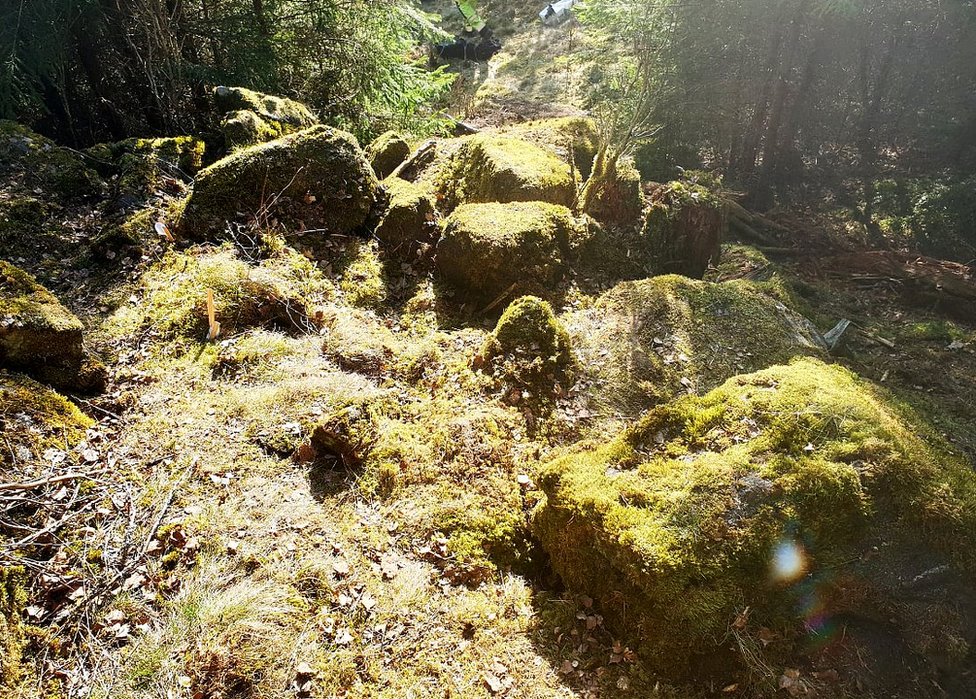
xmin=437 ymin=134 xmax=575 ymax=211
xmin=0 ymin=261 xmax=106 ymax=392
xmin=366 ymin=131 xmax=411 ymax=179
xmin=534 ymin=357 xmax=976 ymax=675
xmin=176 ymin=125 xmax=379 ymax=239
xmin=437 ymin=201 xmax=585 ymax=298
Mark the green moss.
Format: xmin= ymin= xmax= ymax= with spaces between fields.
xmin=437 ymin=201 xmax=585 ymax=297
xmin=582 ymin=155 xmax=644 ymax=228
xmin=321 ymin=306 xmax=400 ymax=375
xmin=374 ymin=177 xmax=438 ymax=256
xmin=107 ymin=246 xmax=327 ymax=341
xmin=310 ymin=400 xmax=381 ymax=468
xmin=899 ymin=320 xmax=966 ymax=343
xmin=366 ymin=131 xmax=411 ymax=179
xmin=0 ymin=370 xmax=94 ymax=469
xmin=481 ymin=296 xmax=573 ymax=396
xmin=213 ymin=86 xmax=317 ymax=129
xmin=91 ymin=208 xmax=155 ymax=259
xmin=564 ymin=274 xmax=825 ymax=415
xmin=213 ymin=329 xmax=298 ymax=380
xmin=115 ymin=136 xmax=206 ymax=196
xmin=0 ymin=120 xmax=102 ymax=198
xmin=534 ymin=357 xmax=976 ymax=673
xmin=0 ymin=197 xmax=47 ymax=247
xmin=221 ymin=110 xmax=283 ymax=150
xmin=338 ymin=241 xmax=387 ymax=308
xmin=436 ymin=134 xmax=575 ymax=212
xmin=0 ymin=566 xmax=26 ymax=690
xmin=177 ymin=125 xmax=379 ymax=239
xmin=506 ymin=116 xmax=600 ymax=181
xmin=643 ymin=177 xmax=728 ymax=278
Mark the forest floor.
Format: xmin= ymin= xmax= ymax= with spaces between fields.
xmin=3 ymin=3 xmax=976 ymax=699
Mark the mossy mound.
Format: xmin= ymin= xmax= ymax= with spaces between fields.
xmin=90 ymin=208 xmax=155 ymax=261
xmin=214 ymin=86 xmax=318 ymax=130
xmin=0 ymin=196 xmax=47 ymax=249
xmin=0 ymin=566 xmax=26 ymax=691
xmin=221 ymin=110 xmax=282 ymax=149
xmin=0 ymin=261 xmax=105 ymax=392
xmin=177 ymin=125 xmax=379 ymax=239
xmin=0 ymin=120 xmax=101 ymax=199
xmin=437 ymin=202 xmax=584 ymax=298
xmin=643 ymin=178 xmax=728 ymax=278
xmin=535 ymin=357 xmax=976 ymax=674
xmin=480 ymin=296 xmax=574 ymax=396
xmin=582 ymin=156 xmax=644 ymax=229
xmin=374 ymin=177 xmax=438 ymax=256
xmin=109 ymin=246 xmax=327 ymax=341
xmin=310 ymin=400 xmax=380 ymax=468
xmin=564 ymin=274 xmax=824 ymax=415
xmin=505 ymin=117 xmax=600 ymax=180
xmin=0 ymin=370 xmax=94 ymax=469
xmin=321 ymin=306 xmax=400 ymax=376
xmin=437 ymin=135 xmax=575 ymax=211
xmin=366 ymin=131 xmax=411 ymax=179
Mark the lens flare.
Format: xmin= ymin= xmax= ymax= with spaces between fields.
xmin=770 ymin=538 xmax=807 ymax=583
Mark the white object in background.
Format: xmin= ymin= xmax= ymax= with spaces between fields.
xmin=539 ymin=0 xmax=579 ymax=26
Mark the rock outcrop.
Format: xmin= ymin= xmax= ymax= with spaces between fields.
xmin=366 ymin=131 xmax=411 ymax=179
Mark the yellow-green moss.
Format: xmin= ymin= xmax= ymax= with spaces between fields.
xmin=221 ymin=110 xmax=283 ymax=150
xmin=366 ymin=131 xmax=411 ymax=179
xmin=437 ymin=201 xmax=585 ymax=297
xmin=91 ymin=208 xmax=155 ymax=259
xmin=213 ymin=86 xmax=317 ymax=129
xmin=115 ymin=136 xmax=206 ymax=196
xmin=436 ymin=134 xmax=575 ymax=211
xmin=0 ymin=566 xmax=26 ymax=690
xmin=177 ymin=125 xmax=379 ymax=239
xmin=481 ymin=296 xmax=573 ymax=396
xmin=534 ymin=357 xmax=976 ymax=672
xmin=0 ymin=197 xmax=47 ymax=247
xmin=107 ymin=246 xmax=328 ymax=341
xmin=374 ymin=177 xmax=438 ymax=255
xmin=213 ymin=329 xmax=300 ymax=380
xmin=320 ymin=306 xmax=400 ymax=375
xmin=0 ymin=370 xmax=94 ymax=469
xmin=0 ymin=120 xmax=102 ymax=198
xmin=643 ymin=177 xmax=728 ymax=278
xmin=338 ymin=240 xmax=387 ymax=308
xmin=582 ymin=155 xmax=644 ymax=229
xmin=564 ymin=274 xmax=825 ymax=415
xmin=505 ymin=116 xmax=600 ymax=180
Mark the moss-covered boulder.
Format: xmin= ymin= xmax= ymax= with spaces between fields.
xmin=221 ymin=110 xmax=282 ymax=149
xmin=176 ymin=125 xmax=379 ymax=238
xmin=366 ymin=131 xmax=411 ymax=179
xmin=506 ymin=117 xmax=600 ymax=180
xmin=437 ymin=202 xmax=584 ymax=298
xmin=480 ymin=296 xmax=573 ymax=395
xmin=374 ymin=178 xmax=438 ymax=256
xmin=0 ymin=261 xmax=105 ymax=392
xmin=0 ymin=121 xmax=101 ymax=199
xmin=563 ymin=274 xmax=824 ymax=415
xmin=0 ymin=566 xmax=26 ymax=691
xmin=438 ymin=135 xmax=575 ymax=211
xmin=643 ymin=178 xmax=728 ymax=278
xmin=535 ymin=358 xmax=976 ymax=676
xmin=582 ymin=156 xmax=644 ymax=229
xmin=0 ymin=370 xmax=94 ymax=469
xmin=116 ymin=136 xmax=205 ymax=196
xmin=213 ymin=86 xmax=317 ymax=131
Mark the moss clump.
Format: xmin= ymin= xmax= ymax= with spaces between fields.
xmin=109 ymin=246 xmax=326 ymax=341
xmin=366 ymin=131 xmax=411 ymax=179
xmin=213 ymin=86 xmax=318 ymax=130
xmin=0 ymin=370 xmax=94 ymax=469
xmin=310 ymin=400 xmax=380 ymax=468
xmin=177 ymin=125 xmax=379 ymax=239
xmin=481 ymin=296 xmax=573 ymax=396
xmin=0 ymin=261 xmax=105 ymax=391
xmin=221 ymin=110 xmax=282 ymax=149
xmin=115 ymin=136 xmax=206 ymax=197
xmin=90 ymin=208 xmax=155 ymax=260
xmin=0 ymin=120 xmax=102 ymax=199
xmin=506 ymin=116 xmax=600 ymax=180
xmin=374 ymin=177 xmax=438 ymax=256
xmin=437 ymin=201 xmax=584 ymax=298
xmin=643 ymin=177 xmax=728 ymax=278
xmin=437 ymin=135 xmax=575 ymax=212
xmin=0 ymin=566 xmax=26 ymax=690
xmin=564 ymin=274 xmax=824 ymax=416
xmin=321 ymin=306 xmax=400 ymax=375
xmin=0 ymin=197 xmax=46 ymax=248
xmin=534 ymin=357 xmax=976 ymax=674
xmin=213 ymin=329 xmax=299 ymax=380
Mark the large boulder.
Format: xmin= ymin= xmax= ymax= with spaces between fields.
xmin=0 ymin=261 xmax=105 ymax=392
xmin=535 ymin=358 xmax=976 ymax=681
xmin=438 ymin=135 xmax=575 ymax=211
xmin=437 ymin=202 xmax=584 ymax=298
xmin=643 ymin=177 xmax=728 ymax=278
xmin=374 ymin=177 xmax=438 ymax=256
xmin=563 ymin=274 xmax=825 ymax=415
xmin=366 ymin=131 xmax=411 ymax=179
xmin=214 ymin=86 xmax=318 ymax=149
xmin=0 ymin=121 xmax=101 ymax=199
xmin=176 ymin=125 xmax=380 ymax=238
xmin=505 ymin=117 xmax=600 ymax=180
